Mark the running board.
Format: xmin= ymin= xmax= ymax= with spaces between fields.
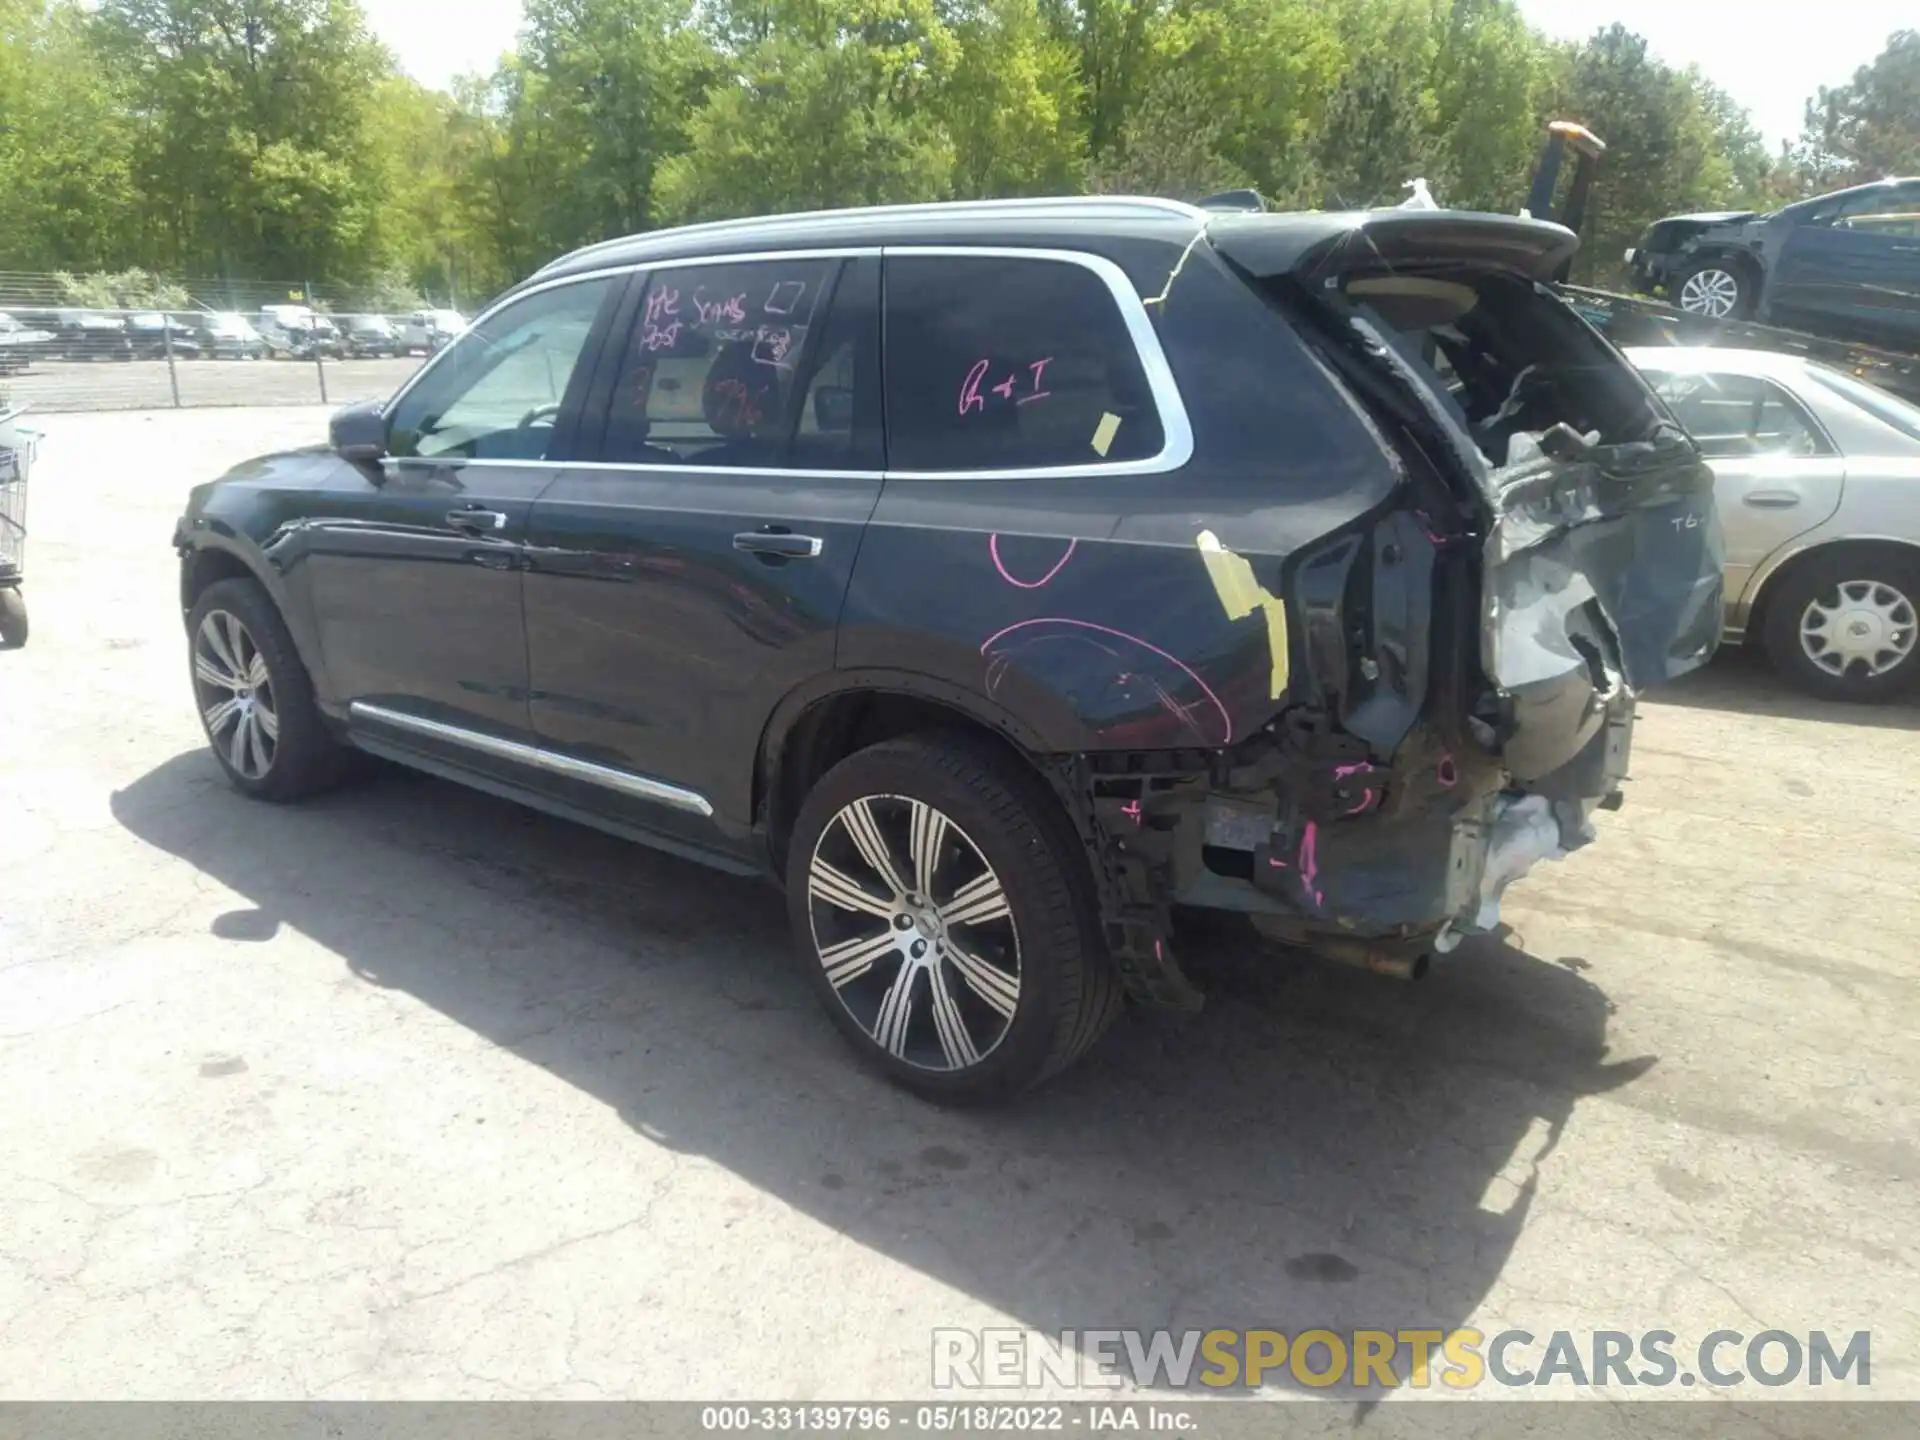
xmin=346 ymin=701 xmax=714 ymax=817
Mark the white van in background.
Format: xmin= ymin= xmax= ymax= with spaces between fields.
xmin=396 ymin=309 xmax=469 ymax=355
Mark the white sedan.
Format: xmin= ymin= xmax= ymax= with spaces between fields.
xmin=1628 ymin=346 xmax=1920 ymax=702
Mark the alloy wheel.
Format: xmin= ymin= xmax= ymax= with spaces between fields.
xmin=806 ymin=794 xmax=1022 ymax=1073
xmin=1799 ymin=579 xmax=1917 ymax=679
xmin=193 ymin=608 xmax=280 ymax=780
xmin=1678 ymin=267 xmax=1741 ymax=318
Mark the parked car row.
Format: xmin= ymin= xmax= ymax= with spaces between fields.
xmin=0 ymin=305 xmax=470 ymax=370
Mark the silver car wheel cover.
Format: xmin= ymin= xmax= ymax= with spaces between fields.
xmin=1678 ymin=267 xmax=1740 ymax=318
xmin=193 ymin=609 xmax=279 ymax=779
xmin=1799 ymin=579 xmax=1917 ymax=679
xmin=807 ymin=793 xmax=1021 ymax=1073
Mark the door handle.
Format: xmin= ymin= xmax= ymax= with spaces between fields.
xmin=1744 ymin=491 xmax=1802 ymax=508
xmin=447 ymin=507 xmax=509 ymax=534
xmin=734 ymin=528 xmax=824 ymax=559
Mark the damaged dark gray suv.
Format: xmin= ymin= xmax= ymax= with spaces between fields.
xmin=172 ymin=197 xmax=1723 ymax=1101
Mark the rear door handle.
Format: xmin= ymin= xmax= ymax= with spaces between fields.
xmin=1744 ymin=491 xmax=1802 ymax=508
xmin=734 ymin=529 xmax=824 ymax=559
xmin=447 ymin=507 xmax=509 ymax=534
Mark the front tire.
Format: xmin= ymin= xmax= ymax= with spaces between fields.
xmin=0 ymin=588 xmax=26 ymax=648
xmin=786 ymin=732 xmax=1122 ymax=1104
xmin=1673 ymin=258 xmax=1754 ymax=320
xmin=187 ymin=577 xmax=349 ymax=800
xmin=1761 ymin=551 xmax=1920 ymax=702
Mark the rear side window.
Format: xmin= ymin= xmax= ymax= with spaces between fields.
xmin=602 ymin=258 xmax=840 ymax=468
xmin=1642 ymin=371 xmax=1831 ymax=459
xmin=883 ymin=254 xmax=1166 ymax=472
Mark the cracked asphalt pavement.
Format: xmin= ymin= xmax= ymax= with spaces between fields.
xmin=1 ymin=410 xmax=1916 ymax=1403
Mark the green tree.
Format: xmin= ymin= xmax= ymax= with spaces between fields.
xmin=511 ymin=0 xmax=718 ymax=242
xmin=1037 ymin=0 xmax=1169 ymax=162
xmin=1144 ymin=0 xmax=1344 ymax=207
xmin=0 ymin=2 xmax=138 ymax=272
xmin=654 ymin=0 xmax=959 ymax=223
xmin=1311 ymin=9 xmax=1440 ymax=210
xmin=53 ymin=267 xmax=190 ymax=308
xmin=938 ymin=0 xmax=1086 ymax=198
xmin=1087 ymin=68 xmax=1247 ymax=200
xmin=89 ymin=0 xmax=393 ymax=284
xmin=1428 ymin=0 xmax=1555 ymax=213
xmin=1796 ymin=29 xmax=1920 ymax=188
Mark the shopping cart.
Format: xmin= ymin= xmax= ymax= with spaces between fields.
xmin=1 ymin=404 xmax=40 ymax=648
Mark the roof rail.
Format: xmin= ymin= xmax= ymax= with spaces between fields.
xmin=535 ymin=195 xmax=1208 ymax=277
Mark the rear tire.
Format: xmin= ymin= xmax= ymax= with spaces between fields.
xmin=1761 ymin=550 xmax=1920 ymax=702
xmin=786 ymin=731 xmax=1123 ymax=1104
xmin=187 ymin=576 xmax=351 ymax=800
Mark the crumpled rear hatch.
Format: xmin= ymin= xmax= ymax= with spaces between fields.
xmin=1213 ymin=210 xmax=1723 ymax=787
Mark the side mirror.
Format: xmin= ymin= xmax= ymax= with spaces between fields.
xmin=330 ymin=399 xmax=387 ymax=463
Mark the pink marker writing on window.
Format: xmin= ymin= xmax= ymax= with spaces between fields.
xmin=958 ymin=359 xmax=989 ymax=416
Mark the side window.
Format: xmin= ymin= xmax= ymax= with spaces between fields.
xmin=601 ymin=258 xmax=843 ymax=467
xmin=386 ymin=278 xmax=614 ymax=461
xmin=883 ymin=254 xmax=1167 ymax=472
xmin=1836 ymin=184 xmax=1920 ymax=235
xmin=1647 ymin=371 xmax=1829 ymax=459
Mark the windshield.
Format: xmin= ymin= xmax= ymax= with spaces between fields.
xmin=1803 ymin=366 xmax=1920 ymax=444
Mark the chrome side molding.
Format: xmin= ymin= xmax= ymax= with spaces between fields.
xmin=347 ymin=702 xmax=715 ymax=817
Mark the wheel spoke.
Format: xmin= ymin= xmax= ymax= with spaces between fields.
xmin=222 ymin=613 xmax=251 ymax=678
xmin=248 ymin=653 xmax=270 ymax=689
xmin=203 ymin=695 xmax=243 ymax=735
xmin=908 ymin=800 xmax=948 ymax=899
xmin=244 ymin=710 xmax=271 ymax=775
xmin=945 ymin=940 xmax=1019 ymax=1020
xmin=200 ymin=614 xmax=242 ymax=675
xmin=255 ymin=701 xmax=280 ymax=742
xmin=228 ymin=710 xmax=252 ymax=772
xmin=810 ymin=858 xmax=894 ymax=918
xmin=195 ymin=652 xmax=240 ymax=691
xmin=871 ymin=963 xmax=918 ymax=1058
xmin=841 ymin=799 xmax=909 ymax=898
xmin=942 ymin=868 xmax=1010 ymax=928
xmin=819 ymin=926 xmax=898 ymax=988
xmin=926 ymin=964 xmax=979 ymax=1069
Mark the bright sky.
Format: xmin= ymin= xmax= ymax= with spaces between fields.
xmin=359 ymin=0 xmax=1907 ymax=148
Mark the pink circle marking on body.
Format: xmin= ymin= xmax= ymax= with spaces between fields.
xmin=988 ymin=534 xmax=1078 ymax=589
xmin=978 ymin=617 xmax=1234 ymax=745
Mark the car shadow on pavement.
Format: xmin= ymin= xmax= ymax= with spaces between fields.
xmin=1650 ymin=646 xmax=1920 ymax=731
xmin=112 ymin=750 xmax=1654 ymax=1397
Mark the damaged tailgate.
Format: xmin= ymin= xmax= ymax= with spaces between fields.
xmin=1212 ymin=209 xmax=1722 ymax=937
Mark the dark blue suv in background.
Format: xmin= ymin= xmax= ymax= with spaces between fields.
xmin=172 ymin=197 xmax=1722 ymax=1101
xmin=1628 ymin=177 xmax=1920 ymax=348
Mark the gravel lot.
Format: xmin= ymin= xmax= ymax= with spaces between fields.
xmin=2 ymin=409 xmax=1917 ymax=1410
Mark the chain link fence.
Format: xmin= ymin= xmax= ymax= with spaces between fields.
xmin=0 ymin=273 xmax=470 ymax=414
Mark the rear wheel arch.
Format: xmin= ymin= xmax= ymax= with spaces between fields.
xmin=1745 ymin=537 xmax=1920 ymax=646
xmin=755 ymin=674 xmax=1064 ymax=875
